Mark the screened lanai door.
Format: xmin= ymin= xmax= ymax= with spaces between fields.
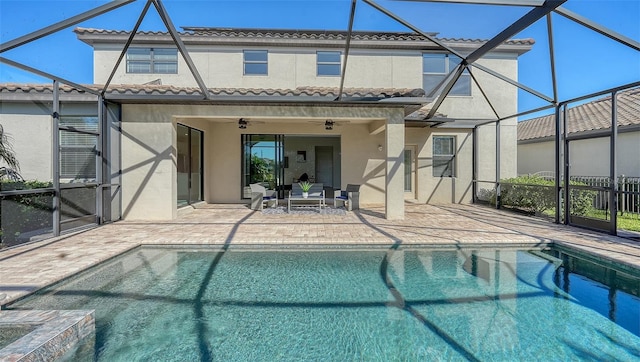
xmin=242 ymin=134 xmax=285 ymax=199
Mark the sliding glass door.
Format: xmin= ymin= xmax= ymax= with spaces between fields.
xmin=177 ymin=124 xmax=203 ymax=207
xmin=242 ymin=134 xmax=285 ymax=199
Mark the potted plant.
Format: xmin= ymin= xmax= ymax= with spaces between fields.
xmin=298 ymin=181 xmax=313 ymax=198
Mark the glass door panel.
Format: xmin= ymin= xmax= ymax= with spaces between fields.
xmin=242 ymin=134 xmax=284 ymax=199
xmin=404 ymin=147 xmax=416 ymax=199
xmin=177 ymin=124 xmax=203 ymax=207
xmin=177 ymin=124 xmax=189 ymax=207
xmin=189 ymin=128 xmax=202 ymax=204
xmin=404 ymin=149 xmax=412 ymax=192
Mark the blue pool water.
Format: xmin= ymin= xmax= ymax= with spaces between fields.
xmin=8 ymin=246 xmax=640 ymax=361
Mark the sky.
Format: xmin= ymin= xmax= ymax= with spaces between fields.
xmin=0 ymin=0 xmax=638 ymax=119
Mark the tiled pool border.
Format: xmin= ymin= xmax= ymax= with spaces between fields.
xmin=3 ymin=240 xmax=640 ymax=308
xmin=0 ymin=310 xmax=94 ymax=361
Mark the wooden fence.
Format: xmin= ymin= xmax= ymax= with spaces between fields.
xmin=531 ymin=172 xmax=640 ymax=216
xmin=570 ymin=176 xmax=640 ymax=216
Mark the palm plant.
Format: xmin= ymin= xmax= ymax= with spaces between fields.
xmin=298 ymin=181 xmax=313 ymax=192
xmin=0 ymin=124 xmax=20 ymax=172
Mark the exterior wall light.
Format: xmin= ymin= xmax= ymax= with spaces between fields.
xmin=238 ymin=118 xmax=248 ymax=129
xmin=378 ymin=145 xmax=383 ymax=152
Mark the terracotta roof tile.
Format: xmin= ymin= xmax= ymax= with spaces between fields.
xmin=74 ymin=27 xmax=534 ymax=47
xmin=0 ymin=83 xmax=426 ymax=100
xmin=518 ymin=87 xmax=640 ymax=141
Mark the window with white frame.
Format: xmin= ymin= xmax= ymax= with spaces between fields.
xmin=243 ymin=50 xmax=268 ymax=75
xmin=433 ymin=135 xmax=456 ymax=177
xmin=317 ymin=51 xmax=341 ymax=76
xmin=423 ymin=53 xmax=471 ymax=96
xmin=126 ymin=48 xmax=178 ymax=74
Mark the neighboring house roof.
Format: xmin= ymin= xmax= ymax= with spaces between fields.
xmin=74 ymin=27 xmax=534 ymax=54
xmin=518 ymin=87 xmax=640 ymax=142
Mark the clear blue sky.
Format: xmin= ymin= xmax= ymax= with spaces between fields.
xmin=1 ymin=0 xmax=638 ymax=119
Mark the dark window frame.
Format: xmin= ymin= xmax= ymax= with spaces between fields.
xmin=433 ymin=135 xmax=456 ymax=178
xmin=126 ymin=47 xmax=178 ymax=74
xmin=316 ymin=51 xmax=341 ymax=76
xmin=243 ymin=50 xmax=269 ymax=75
xmin=423 ymin=53 xmax=471 ymax=96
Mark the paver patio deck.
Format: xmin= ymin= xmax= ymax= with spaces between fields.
xmin=1 ymin=203 xmax=639 ymax=307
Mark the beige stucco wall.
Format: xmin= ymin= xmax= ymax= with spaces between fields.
xmin=0 ymin=98 xmax=511 ymax=221
xmin=121 ymin=102 xmax=495 ymax=220
xmin=406 ymin=127 xmax=474 ymax=204
xmin=200 ymin=120 xmax=389 ymax=204
xmin=0 ymin=100 xmax=103 ymax=183
xmin=0 ymin=110 xmax=52 ymax=182
xmin=94 ymin=44 xmax=519 ymax=98
xmin=122 ymin=103 xmax=412 ymax=219
xmin=282 ymin=136 xmax=341 ymax=187
xmin=518 ymin=132 xmax=640 ymax=177
xmin=517 ymin=141 xmax=555 ymax=176
xmin=120 ymin=107 xmax=177 ymax=220
xmin=435 ymin=55 xmax=519 ymax=120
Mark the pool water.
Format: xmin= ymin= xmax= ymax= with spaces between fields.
xmin=7 ymin=246 xmax=640 ymax=361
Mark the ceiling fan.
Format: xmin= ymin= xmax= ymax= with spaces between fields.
xmin=308 ymin=119 xmax=350 ymax=130
xmin=236 ymin=118 xmax=265 ymax=128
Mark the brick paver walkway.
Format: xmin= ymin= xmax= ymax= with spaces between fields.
xmin=1 ymin=203 xmax=639 ymax=307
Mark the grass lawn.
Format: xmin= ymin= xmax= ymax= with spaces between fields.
xmin=539 ymin=208 xmax=640 ymax=232
xmin=585 ymin=210 xmax=640 ymax=232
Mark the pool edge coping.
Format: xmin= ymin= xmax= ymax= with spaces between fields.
xmin=0 ymin=309 xmax=95 ymax=361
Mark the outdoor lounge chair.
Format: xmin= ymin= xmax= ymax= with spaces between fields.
xmin=334 ymin=184 xmax=360 ymax=211
xmin=250 ymin=183 xmax=278 ymax=210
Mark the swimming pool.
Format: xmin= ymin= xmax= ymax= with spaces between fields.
xmin=7 ymin=246 xmax=640 ymax=361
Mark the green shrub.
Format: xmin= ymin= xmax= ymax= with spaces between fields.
xmin=567 ymin=180 xmax=597 ymax=216
xmin=499 ymin=176 xmax=555 ymax=214
xmin=2 ymin=180 xmax=53 ymax=191
xmin=491 ymin=175 xmax=596 ymax=216
xmin=1 ymin=180 xmax=54 ymax=248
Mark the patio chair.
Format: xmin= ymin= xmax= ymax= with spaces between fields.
xmin=250 ymin=183 xmax=278 ymax=210
xmin=334 ymin=184 xmax=360 ymax=211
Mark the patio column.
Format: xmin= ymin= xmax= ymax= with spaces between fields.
xmin=385 ymin=110 xmax=405 ymax=220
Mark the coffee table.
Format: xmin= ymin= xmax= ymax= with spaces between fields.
xmin=287 ymin=195 xmax=324 ymax=213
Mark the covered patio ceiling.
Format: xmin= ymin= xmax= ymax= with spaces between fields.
xmin=1 ymin=0 xmax=638 ymax=126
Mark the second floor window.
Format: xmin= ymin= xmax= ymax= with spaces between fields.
xmin=433 ymin=135 xmax=456 ymax=177
xmin=423 ymin=53 xmax=471 ymax=96
xmin=244 ymin=50 xmax=268 ymax=75
xmin=127 ymin=48 xmax=178 ymax=74
xmin=317 ymin=51 xmax=341 ymax=76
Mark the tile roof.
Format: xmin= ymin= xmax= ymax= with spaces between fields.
xmin=180 ymin=27 xmax=535 ymax=46
xmin=517 ymin=87 xmax=640 ymax=141
xmin=74 ymin=27 xmax=534 ymax=49
xmin=0 ymin=83 xmax=425 ymax=100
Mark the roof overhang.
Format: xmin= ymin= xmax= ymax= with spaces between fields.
xmin=0 ymin=83 xmax=428 ymax=114
xmin=406 ymin=117 xmax=498 ymax=128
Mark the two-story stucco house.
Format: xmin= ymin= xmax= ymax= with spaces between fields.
xmin=0 ymin=27 xmax=533 ymax=222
